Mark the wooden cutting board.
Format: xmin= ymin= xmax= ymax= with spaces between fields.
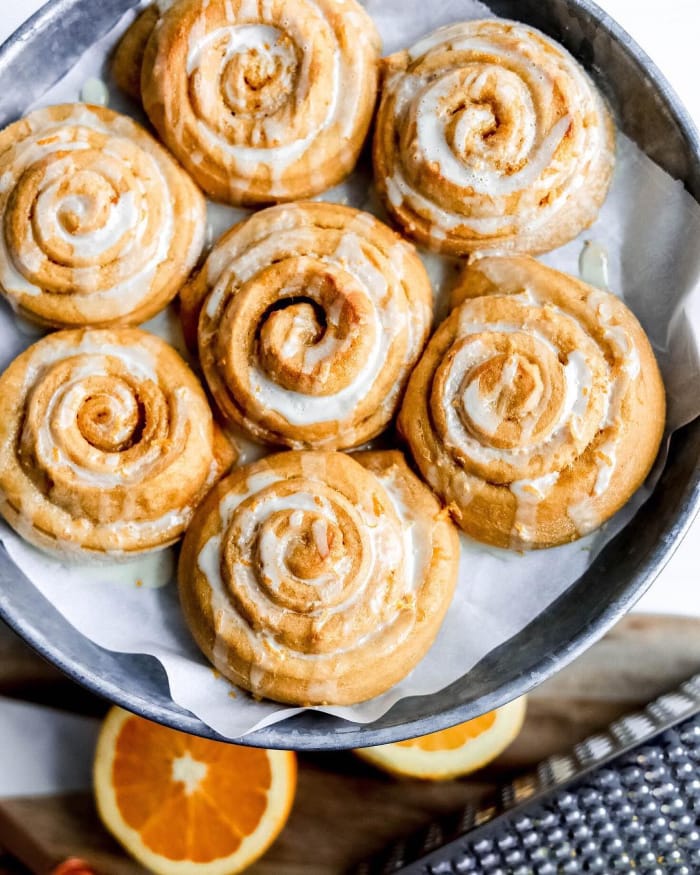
xmin=1 ymin=613 xmax=700 ymax=875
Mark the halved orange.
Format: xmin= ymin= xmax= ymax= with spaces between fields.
xmin=355 ymin=697 xmax=526 ymax=780
xmin=94 ymin=707 xmax=296 ymax=875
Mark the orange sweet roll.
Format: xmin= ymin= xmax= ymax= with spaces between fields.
xmin=180 ymin=202 xmax=433 ymax=450
xmin=178 ymin=449 xmax=459 ymax=705
xmin=373 ymin=19 xmax=615 ymax=256
xmin=112 ymin=4 xmax=160 ymax=101
xmin=124 ymin=0 xmax=381 ymax=205
xmin=398 ymin=256 xmax=665 ymax=549
xmin=0 ymin=329 xmax=233 ymax=560
xmin=0 ymin=104 xmax=205 ymax=329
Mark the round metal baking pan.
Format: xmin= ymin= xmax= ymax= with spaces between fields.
xmin=0 ymin=0 xmax=698 ymax=750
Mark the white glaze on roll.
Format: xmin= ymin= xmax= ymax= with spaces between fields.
xmin=374 ymin=19 xmax=615 ymax=255
xmin=0 ymin=328 xmax=221 ymax=559
xmin=196 ymin=463 xmax=429 ymax=675
xmin=141 ymin=0 xmax=380 ymax=204
xmin=189 ymin=203 xmax=433 ymax=449
xmin=443 ymin=312 xmax=598 ymax=476
xmin=0 ymin=104 xmax=205 ymax=327
xmin=457 ymin=290 xmax=637 ymax=535
xmin=400 ymin=256 xmax=665 ymax=549
xmin=243 ymin=231 xmax=401 ymax=427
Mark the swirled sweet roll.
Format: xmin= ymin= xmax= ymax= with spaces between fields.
xmin=112 ymin=5 xmax=160 ymax=101
xmin=178 ymin=450 xmax=459 ymax=705
xmin=373 ymin=20 xmax=615 ymax=256
xmin=0 ymin=104 xmax=206 ymax=328
xmin=181 ymin=202 xmax=433 ymax=450
xmin=124 ymin=0 xmax=380 ymax=205
xmin=0 ymin=329 xmax=234 ymax=560
xmin=399 ymin=257 xmax=665 ymax=549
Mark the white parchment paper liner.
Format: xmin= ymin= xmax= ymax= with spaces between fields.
xmin=0 ymin=0 xmax=699 ymax=738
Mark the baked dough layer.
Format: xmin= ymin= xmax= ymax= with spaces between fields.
xmin=399 ymin=256 xmax=665 ymax=548
xmin=178 ymin=449 xmax=459 ymax=705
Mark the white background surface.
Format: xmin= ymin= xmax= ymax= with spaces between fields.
xmin=0 ymin=697 xmax=97 ymax=795
xmin=1 ymin=0 xmax=698 ymax=616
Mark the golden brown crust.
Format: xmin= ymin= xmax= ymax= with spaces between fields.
xmin=182 ymin=202 xmax=433 ymax=450
xmin=0 ymin=328 xmax=225 ymax=560
xmin=178 ymin=450 xmax=459 ymax=705
xmin=398 ymin=256 xmax=666 ymax=549
xmin=212 ymin=422 xmax=239 ymax=477
xmin=0 ymin=104 xmax=205 ymax=329
xmin=111 ymin=5 xmax=159 ymax=101
xmin=138 ymin=0 xmax=381 ymax=205
xmin=373 ymin=19 xmax=615 ymax=256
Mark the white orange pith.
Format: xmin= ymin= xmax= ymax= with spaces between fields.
xmin=93 ymin=707 xmax=296 ymax=875
xmin=355 ymin=697 xmax=526 ymax=780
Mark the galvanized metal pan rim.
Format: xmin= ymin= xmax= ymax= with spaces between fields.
xmin=0 ymin=0 xmax=699 ymax=749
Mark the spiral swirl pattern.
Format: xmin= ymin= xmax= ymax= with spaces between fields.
xmin=373 ymin=20 xmax=615 ymax=256
xmin=181 ymin=202 xmax=432 ymax=449
xmin=0 ymin=329 xmax=228 ymax=559
xmin=399 ymin=257 xmax=665 ymax=549
xmin=178 ymin=450 xmax=458 ymax=705
xmin=138 ymin=0 xmax=380 ymax=205
xmin=0 ymin=104 xmax=205 ymax=329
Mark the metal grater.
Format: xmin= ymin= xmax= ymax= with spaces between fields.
xmin=353 ymin=675 xmax=700 ymax=874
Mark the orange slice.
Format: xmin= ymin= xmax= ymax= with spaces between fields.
xmin=94 ymin=707 xmax=296 ymax=875
xmin=355 ymin=697 xmax=526 ymax=780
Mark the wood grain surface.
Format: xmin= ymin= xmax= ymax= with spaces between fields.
xmin=1 ymin=614 xmax=699 ymax=874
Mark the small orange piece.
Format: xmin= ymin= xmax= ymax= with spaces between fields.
xmin=94 ymin=707 xmax=296 ymax=875
xmin=50 ymin=860 xmax=95 ymax=875
xmin=355 ymin=697 xmax=526 ymax=780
